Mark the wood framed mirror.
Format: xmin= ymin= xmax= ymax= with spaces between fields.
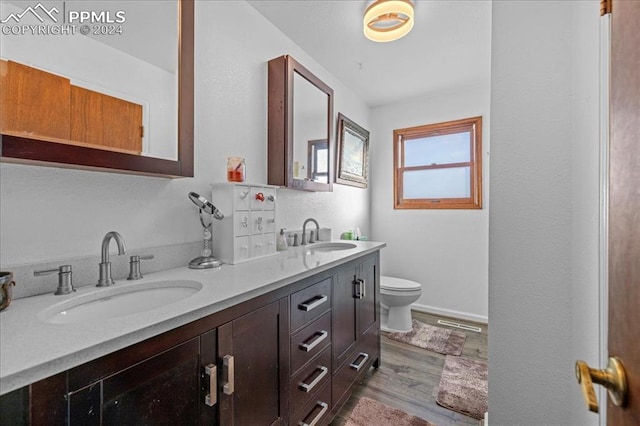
xmin=268 ymin=55 xmax=333 ymax=192
xmin=0 ymin=0 xmax=194 ymax=178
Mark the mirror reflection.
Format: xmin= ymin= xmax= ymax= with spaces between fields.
xmin=0 ymin=0 xmax=178 ymax=160
xmin=292 ymin=71 xmax=329 ymax=183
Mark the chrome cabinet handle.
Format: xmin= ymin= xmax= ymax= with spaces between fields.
xmin=204 ymin=363 xmax=217 ymax=407
xmin=299 ymin=330 xmax=328 ymax=352
xmin=349 ymin=352 xmax=369 ymax=371
xmin=353 ymin=278 xmax=366 ymax=299
xmin=299 ymin=401 xmax=328 ymax=426
xmin=299 ymin=366 xmax=328 ymax=393
xmin=298 ymin=295 xmax=328 ymax=312
xmin=223 ymin=355 xmax=234 ymax=395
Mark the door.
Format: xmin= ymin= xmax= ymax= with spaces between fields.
xmin=332 ymin=264 xmax=358 ymax=369
xmin=218 ymin=301 xmax=283 ymax=426
xmin=69 ymin=338 xmax=202 ymax=425
xmin=358 ymin=256 xmax=377 ymax=336
xmin=575 ymin=2 xmax=638 ymax=421
xmin=607 ymin=0 xmax=640 ymax=422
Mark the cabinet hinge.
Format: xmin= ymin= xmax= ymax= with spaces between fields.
xmin=140 ymin=125 xmax=144 ymax=138
xmin=600 ymin=0 xmax=612 ymax=16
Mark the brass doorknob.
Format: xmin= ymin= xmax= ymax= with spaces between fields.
xmin=575 ymin=357 xmax=628 ymax=413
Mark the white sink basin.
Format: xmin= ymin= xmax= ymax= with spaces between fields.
xmin=308 ymin=242 xmax=357 ymax=252
xmin=39 ymin=280 xmax=203 ymax=324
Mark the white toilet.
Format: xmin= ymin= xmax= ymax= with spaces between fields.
xmin=380 ymin=276 xmax=423 ymax=332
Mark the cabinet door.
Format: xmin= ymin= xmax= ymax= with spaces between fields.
xmin=218 ymin=301 xmax=283 ymax=426
xmin=332 ymin=265 xmax=358 ymax=369
xmin=69 ymin=338 xmax=201 ymax=425
xmin=358 ymin=256 xmax=377 ymax=336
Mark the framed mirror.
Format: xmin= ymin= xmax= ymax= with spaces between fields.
xmin=0 ymin=0 xmax=193 ymax=178
xmin=268 ymin=55 xmax=333 ymax=191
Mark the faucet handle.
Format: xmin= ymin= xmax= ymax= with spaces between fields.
xmin=127 ymin=254 xmax=154 ymax=280
xmin=34 ymin=265 xmax=75 ymax=295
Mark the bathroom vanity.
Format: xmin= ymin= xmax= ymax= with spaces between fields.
xmin=0 ymin=241 xmax=384 ymax=425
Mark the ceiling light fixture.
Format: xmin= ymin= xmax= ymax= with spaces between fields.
xmin=363 ymin=0 xmax=414 ymax=42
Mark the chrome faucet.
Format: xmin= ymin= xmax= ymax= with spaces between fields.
xmin=301 ymin=218 xmax=319 ymax=245
xmin=97 ymin=231 xmax=127 ymax=287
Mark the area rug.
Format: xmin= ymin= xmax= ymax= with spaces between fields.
xmin=345 ymin=397 xmax=435 ymax=426
xmin=436 ymin=355 xmax=488 ymax=420
xmin=387 ymin=320 xmax=466 ymax=356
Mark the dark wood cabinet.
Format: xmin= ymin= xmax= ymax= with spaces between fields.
xmin=0 ymin=251 xmax=381 ymax=426
xmin=331 ymin=254 xmax=380 ymax=411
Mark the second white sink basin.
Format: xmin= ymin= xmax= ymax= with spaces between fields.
xmin=39 ymin=280 xmax=203 ymax=325
xmin=308 ymin=242 xmax=357 ymax=252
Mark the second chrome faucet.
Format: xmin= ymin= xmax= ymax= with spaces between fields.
xmin=97 ymin=231 xmax=127 ymax=287
xmin=301 ymin=218 xmax=319 ymax=245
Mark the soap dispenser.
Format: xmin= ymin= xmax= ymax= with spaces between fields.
xmin=277 ymin=229 xmax=288 ymax=251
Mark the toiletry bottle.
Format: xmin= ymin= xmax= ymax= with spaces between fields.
xmin=277 ymin=229 xmax=288 ymax=251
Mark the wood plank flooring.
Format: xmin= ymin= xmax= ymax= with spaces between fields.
xmin=331 ymin=311 xmax=488 ymax=426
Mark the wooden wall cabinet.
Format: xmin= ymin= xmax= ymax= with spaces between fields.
xmin=0 ymin=60 xmax=71 ymax=141
xmin=0 ymin=252 xmax=381 ymax=426
xmin=267 ymin=55 xmax=334 ymax=192
xmin=1 ymin=60 xmax=143 ymax=156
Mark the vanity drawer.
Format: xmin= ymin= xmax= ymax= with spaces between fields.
xmin=291 ymin=278 xmax=332 ymax=332
xmin=291 ymin=380 xmax=331 ymax=426
xmin=291 ymin=311 xmax=331 ymax=374
xmin=290 ymin=346 xmax=331 ymax=415
xmin=332 ymin=347 xmax=374 ymax=409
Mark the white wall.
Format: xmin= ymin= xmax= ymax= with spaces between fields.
xmin=369 ymin=87 xmax=490 ymax=322
xmin=489 ymin=1 xmax=601 ymax=425
xmin=0 ymin=1 xmax=370 ymax=275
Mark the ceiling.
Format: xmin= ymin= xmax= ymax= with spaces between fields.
xmin=248 ymin=0 xmax=491 ymax=108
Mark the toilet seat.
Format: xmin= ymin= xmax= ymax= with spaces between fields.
xmin=381 ymin=276 xmax=422 ymax=292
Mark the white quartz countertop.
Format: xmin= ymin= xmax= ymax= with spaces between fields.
xmin=0 ymin=241 xmax=385 ymax=395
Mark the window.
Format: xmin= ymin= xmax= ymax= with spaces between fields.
xmin=308 ymin=139 xmax=328 ymax=182
xmin=394 ymin=116 xmax=482 ymax=209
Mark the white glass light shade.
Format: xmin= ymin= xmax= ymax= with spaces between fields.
xmin=363 ymin=0 xmax=414 ymax=42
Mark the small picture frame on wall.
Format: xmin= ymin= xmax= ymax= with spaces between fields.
xmin=336 ymin=113 xmax=370 ymax=188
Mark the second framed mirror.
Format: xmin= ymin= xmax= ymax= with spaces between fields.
xmin=268 ymin=55 xmax=333 ymax=191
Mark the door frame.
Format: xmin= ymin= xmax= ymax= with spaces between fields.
xmin=597 ymin=11 xmax=611 ymax=426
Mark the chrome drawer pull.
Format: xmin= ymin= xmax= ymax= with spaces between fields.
xmin=353 ymin=278 xmax=366 ymax=299
xmin=349 ymin=352 xmax=369 ymax=371
xmin=298 ymin=366 xmax=328 ymax=393
xmin=204 ymin=364 xmax=217 ymax=407
xmin=298 ymin=295 xmax=328 ymax=312
xmin=299 ymin=330 xmax=328 ymax=352
xmin=223 ymin=355 xmax=235 ymax=395
xmin=299 ymin=401 xmax=329 ymax=426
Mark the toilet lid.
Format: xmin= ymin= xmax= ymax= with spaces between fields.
xmin=380 ymin=276 xmax=422 ymax=291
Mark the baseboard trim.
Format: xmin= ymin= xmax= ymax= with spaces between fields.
xmin=411 ymin=303 xmax=488 ymax=325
